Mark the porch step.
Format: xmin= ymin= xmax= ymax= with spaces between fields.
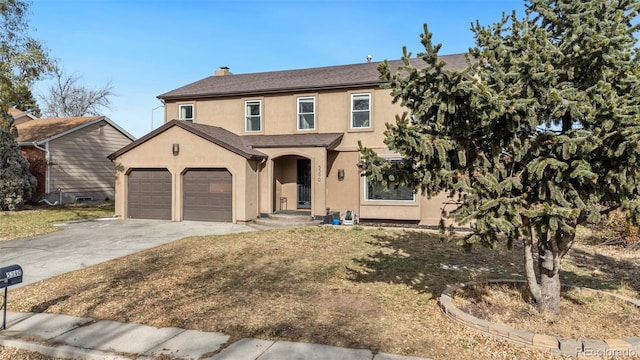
xmin=250 ymin=213 xmax=322 ymax=229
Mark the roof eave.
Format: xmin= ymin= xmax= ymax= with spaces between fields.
xmin=158 ymin=81 xmax=383 ymax=101
xmin=17 ymin=141 xmax=41 ymax=147
xmin=326 ymin=133 xmax=344 ymax=150
xmin=108 ymin=120 xmax=267 ymax=161
xmin=182 ymin=123 xmax=267 ymax=159
xmin=21 ymin=116 xmax=133 ymax=144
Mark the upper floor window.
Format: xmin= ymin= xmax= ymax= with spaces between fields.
xmin=351 ymin=93 xmax=371 ymax=128
xmin=179 ymin=104 xmax=193 ymax=122
xmin=245 ymin=100 xmax=262 ymax=132
xmin=297 ymin=96 xmax=315 ymax=130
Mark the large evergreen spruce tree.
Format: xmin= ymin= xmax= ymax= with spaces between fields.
xmin=0 ymin=0 xmax=51 ymax=210
xmin=360 ymin=0 xmax=640 ymax=313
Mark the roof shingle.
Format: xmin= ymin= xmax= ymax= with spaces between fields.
xmin=108 ymin=120 xmax=345 ymax=161
xmin=158 ymin=54 xmax=468 ymax=100
xmin=243 ymin=133 xmax=343 ymax=149
xmin=16 ymin=116 xmax=103 ymax=143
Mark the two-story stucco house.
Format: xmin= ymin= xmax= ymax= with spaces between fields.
xmin=108 ymin=54 xmax=466 ymax=224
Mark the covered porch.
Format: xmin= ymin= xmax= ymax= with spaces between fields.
xmin=246 ymin=133 xmax=343 ymax=219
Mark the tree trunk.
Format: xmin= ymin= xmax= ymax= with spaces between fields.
xmin=537 ymin=243 xmax=562 ymax=313
xmin=522 ymin=221 xmax=567 ymax=314
xmin=523 ymin=233 xmax=541 ymax=305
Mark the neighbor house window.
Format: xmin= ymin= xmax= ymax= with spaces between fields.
xmin=351 ymin=93 xmax=371 ymax=128
xmin=364 ymin=160 xmax=415 ymax=201
xmin=245 ymin=100 xmax=261 ymax=132
xmin=179 ymin=104 xmax=193 ymax=122
xmin=297 ymin=96 xmax=315 ymax=130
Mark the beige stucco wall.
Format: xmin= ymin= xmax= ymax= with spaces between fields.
xmin=161 ymin=85 xmax=454 ymax=226
xmin=112 ymin=126 xmax=257 ymax=222
xmin=164 ymin=87 xmax=397 ymax=146
xmin=325 ymin=150 xmax=360 ymax=217
xmin=273 ymin=156 xmax=298 ymax=211
xmin=420 ymin=191 xmax=458 ymax=226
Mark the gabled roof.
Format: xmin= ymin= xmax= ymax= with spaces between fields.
xmin=108 ymin=120 xmax=268 ymax=161
xmin=158 ymin=53 xmax=468 ymax=101
xmin=16 ymin=116 xmax=135 ymax=145
xmin=9 ymin=108 xmax=37 ymax=124
xmin=9 ymin=108 xmax=38 ymax=120
xmin=186 ymin=122 xmax=268 ymax=159
xmin=108 ymin=120 xmax=344 ymax=161
xmin=8 ymin=108 xmax=23 ymax=116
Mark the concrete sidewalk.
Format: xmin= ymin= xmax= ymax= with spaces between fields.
xmin=0 ymin=311 xmax=430 ymax=360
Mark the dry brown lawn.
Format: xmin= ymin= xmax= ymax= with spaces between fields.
xmin=7 ymin=226 xmax=640 ymax=360
xmin=455 ymin=284 xmax=640 ymax=339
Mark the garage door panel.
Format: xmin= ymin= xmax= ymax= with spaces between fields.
xmin=183 ymin=169 xmax=232 ymax=222
xmin=128 ymin=169 xmax=171 ymax=220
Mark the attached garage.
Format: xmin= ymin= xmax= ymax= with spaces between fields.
xmin=127 ymin=169 xmax=172 ymax=220
xmin=109 ymin=121 xmax=267 ymax=223
xmin=183 ymin=168 xmax=232 ymax=222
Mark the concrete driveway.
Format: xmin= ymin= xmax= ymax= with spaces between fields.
xmin=0 ymin=218 xmax=255 ymax=287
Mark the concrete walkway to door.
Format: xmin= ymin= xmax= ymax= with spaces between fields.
xmin=0 ymin=218 xmax=255 ymax=287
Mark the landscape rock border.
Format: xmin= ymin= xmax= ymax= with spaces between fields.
xmin=439 ymin=279 xmax=640 ymax=357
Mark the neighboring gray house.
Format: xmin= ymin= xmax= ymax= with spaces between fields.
xmin=16 ymin=116 xmax=135 ymax=204
xmin=9 ymin=108 xmax=38 ymax=125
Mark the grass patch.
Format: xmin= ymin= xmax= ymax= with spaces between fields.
xmin=0 ymin=202 xmax=115 ymax=241
xmin=9 ymin=226 xmax=639 ymax=359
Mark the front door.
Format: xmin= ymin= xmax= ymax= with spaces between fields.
xmin=297 ymin=159 xmax=311 ymax=209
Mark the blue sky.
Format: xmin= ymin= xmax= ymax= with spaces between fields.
xmin=28 ymin=0 xmax=525 ymax=138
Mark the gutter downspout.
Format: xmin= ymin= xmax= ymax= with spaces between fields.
xmin=258 ymin=157 xmax=267 ymax=219
xmin=31 ymin=141 xmax=50 ymax=194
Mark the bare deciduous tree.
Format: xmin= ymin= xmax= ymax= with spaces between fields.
xmin=39 ymin=66 xmax=114 ymax=117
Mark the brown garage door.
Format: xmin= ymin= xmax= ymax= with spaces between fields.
xmin=183 ymin=169 xmax=232 ymax=222
xmin=127 ymin=169 xmax=172 ymax=220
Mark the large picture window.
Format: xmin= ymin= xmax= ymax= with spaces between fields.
xmin=351 ymin=93 xmax=371 ymax=128
xmin=364 ymin=160 xmax=415 ymax=201
xmin=245 ymin=100 xmax=261 ymax=132
xmin=365 ymin=181 xmax=415 ymax=201
xmin=297 ymin=97 xmax=315 ymax=130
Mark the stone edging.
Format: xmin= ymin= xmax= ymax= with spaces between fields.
xmin=439 ymin=279 xmax=640 ymax=357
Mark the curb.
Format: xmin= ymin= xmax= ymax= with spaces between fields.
xmin=439 ymin=279 xmax=640 ymax=357
xmin=0 ymin=337 xmax=131 ymax=360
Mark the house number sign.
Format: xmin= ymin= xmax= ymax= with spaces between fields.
xmin=0 ymin=264 xmax=23 ymax=330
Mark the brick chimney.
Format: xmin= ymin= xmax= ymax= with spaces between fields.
xmin=215 ymin=66 xmax=232 ymax=76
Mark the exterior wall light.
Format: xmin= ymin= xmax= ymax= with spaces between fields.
xmin=337 ymin=169 xmax=345 ymax=181
xmin=172 ymin=143 xmax=180 ymax=156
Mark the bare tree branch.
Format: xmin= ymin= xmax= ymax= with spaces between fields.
xmin=39 ymin=65 xmax=114 ymax=117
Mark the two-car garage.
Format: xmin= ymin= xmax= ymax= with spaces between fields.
xmin=109 ymin=120 xmax=267 ymax=224
xmin=126 ymin=168 xmax=232 ymax=222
